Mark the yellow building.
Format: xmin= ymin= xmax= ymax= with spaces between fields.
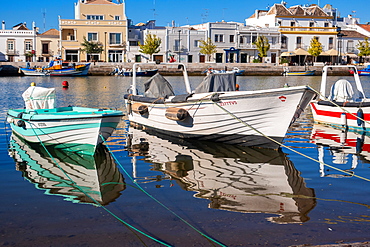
xmin=59 ymin=0 xmax=127 ymax=62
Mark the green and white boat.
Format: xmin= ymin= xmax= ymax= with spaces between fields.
xmin=7 ymin=86 xmax=124 ymax=155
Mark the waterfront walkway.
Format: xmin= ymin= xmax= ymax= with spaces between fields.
xmin=1 ymin=61 xmax=368 ymax=76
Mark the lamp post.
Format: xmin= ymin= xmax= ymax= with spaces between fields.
xmin=336 ymin=27 xmax=346 ymax=65
xmin=178 ymin=29 xmax=181 ymax=62
xmin=104 ymin=32 xmax=107 ymax=62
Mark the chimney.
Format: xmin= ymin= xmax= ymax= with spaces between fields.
xmin=2 ymin=20 xmax=5 ymax=30
xmin=255 ymin=10 xmax=259 ymax=19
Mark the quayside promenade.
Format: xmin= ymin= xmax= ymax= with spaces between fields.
xmin=1 ymin=62 xmax=368 ymax=76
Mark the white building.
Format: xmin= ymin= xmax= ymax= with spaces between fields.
xmin=0 ymin=21 xmax=37 ymax=62
xmin=246 ymin=3 xmax=338 ymax=64
xmin=127 ymin=21 xmax=207 ymax=63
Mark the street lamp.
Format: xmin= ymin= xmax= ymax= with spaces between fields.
xmin=336 ymin=27 xmax=346 ymax=65
xmin=104 ymin=32 xmax=107 ymax=62
xmin=178 ymin=29 xmax=181 ymax=62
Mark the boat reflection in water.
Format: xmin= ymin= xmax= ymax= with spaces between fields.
xmin=311 ymin=124 xmax=370 ymax=178
xmin=127 ymin=128 xmax=316 ymax=224
xmin=8 ymin=134 xmax=125 ymax=206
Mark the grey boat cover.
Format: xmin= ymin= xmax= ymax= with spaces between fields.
xmin=144 ymin=73 xmax=175 ymax=98
xmin=194 ymin=73 xmax=236 ymax=93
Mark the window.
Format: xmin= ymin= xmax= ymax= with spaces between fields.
xmin=239 ymin=36 xmax=244 ymax=44
xmin=87 ymin=33 xmax=98 ymax=42
xmin=347 ymin=40 xmax=354 ymax=53
xmin=277 ymin=21 xmax=282 ymax=26
xmin=194 ymin=40 xmax=200 ymax=47
xmin=309 ymin=22 xmax=314 ymax=27
xmin=229 ymin=35 xmax=234 ymax=43
xmin=174 ymin=39 xmax=180 ymax=51
xmin=215 ymin=34 xmax=223 ymax=42
xmin=129 ymin=41 xmax=139 ymax=46
xmin=281 ymin=36 xmax=287 ymax=49
xmin=87 ymin=15 xmax=104 ymax=20
xmin=329 ymin=37 xmax=334 ymax=49
xmin=290 ymin=21 xmax=295 ymax=27
xmin=296 ymin=37 xmax=302 ymax=48
xmin=252 ymin=35 xmax=257 ymax=43
xmin=7 ymin=40 xmax=14 ymax=51
xmin=324 ymin=22 xmax=329 ymax=27
xmin=42 ymin=43 xmax=49 ymax=54
xmin=109 ymin=33 xmax=121 ymax=45
xmin=25 ymin=41 xmax=32 ymax=51
xmin=115 ymin=16 xmax=120 ymax=20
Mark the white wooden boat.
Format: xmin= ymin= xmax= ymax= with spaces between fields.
xmin=7 ymin=86 xmax=124 ymax=154
xmin=124 ymin=63 xmax=316 ymax=149
xmin=310 ymin=65 xmax=370 ymax=132
xmin=127 ymin=128 xmax=316 ymax=223
xmin=9 ymin=134 xmax=125 ymax=205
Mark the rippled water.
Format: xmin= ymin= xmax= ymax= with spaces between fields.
xmin=1 ymin=74 xmax=369 ymax=246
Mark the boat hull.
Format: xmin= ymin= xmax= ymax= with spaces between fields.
xmin=20 ymin=64 xmax=90 ymax=76
xmin=123 ymin=69 xmax=158 ymax=76
xmin=7 ymin=107 xmax=123 ymax=154
xmin=310 ymin=101 xmax=370 ymax=132
xmin=125 ymin=86 xmax=315 ymax=149
xmin=284 ymin=70 xmax=315 ymax=76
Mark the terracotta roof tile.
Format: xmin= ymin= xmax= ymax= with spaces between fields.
xmin=84 ymin=0 xmax=116 ymax=4
xmin=341 ymin=30 xmax=368 ymax=38
xmin=39 ymin=29 xmax=60 ymax=36
xmin=358 ymin=24 xmax=370 ymax=32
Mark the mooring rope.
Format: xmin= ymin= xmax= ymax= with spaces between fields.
xmin=212 ymin=97 xmax=370 ymax=183
xmin=21 ymin=121 xmax=173 ymax=247
xmin=101 ymin=133 xmax=227 ymax=247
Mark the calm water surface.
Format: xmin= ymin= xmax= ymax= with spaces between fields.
xmin=1 ymin=74 xmax=370 ymax=246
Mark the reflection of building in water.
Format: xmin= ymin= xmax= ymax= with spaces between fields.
xmin=9 ymin=134 xmax=125 ymax=206
xmin=311 ymin=124 xmax=370 ymax=178
xmin=127 ymin=128 xmax=316 ymax=224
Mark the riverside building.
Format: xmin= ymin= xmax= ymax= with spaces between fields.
xmin=59 ymin=0 xmax=128 ymax=62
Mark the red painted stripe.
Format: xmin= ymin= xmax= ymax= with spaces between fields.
xmin=310 ymin=103 xmax=370 ymax=121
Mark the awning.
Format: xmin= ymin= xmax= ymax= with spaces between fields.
xmin=345 ymin=53 xmax=358 ymax=58
xmin=319 ymin=51 xmax=329 ymax=56
xmin=326 ymin=49 xmax=339 ymax=56
xmin=281 ymin=51 xmax=295 ymax=56
xmin=294 ymin=48 xmax=310 ymax=55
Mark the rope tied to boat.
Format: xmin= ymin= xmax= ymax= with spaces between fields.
xmin=211 ymin=94 xmax=370 ymax=183
xmin=309 ymin=86 xmax=370 ymax=127
xmin=100 ymin=134 xmax=227 ymax=247
xmin=15 ymin=120 xmax=173 ymax=247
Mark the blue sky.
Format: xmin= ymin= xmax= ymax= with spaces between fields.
xmin=1 ymin=0 xmax=369 ymax=32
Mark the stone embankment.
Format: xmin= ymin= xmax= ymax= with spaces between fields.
xmin=1 ymin=61 xmax=367 ymax=76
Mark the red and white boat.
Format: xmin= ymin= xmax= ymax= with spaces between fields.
xmin=310 ymin=65 xmax=370 ymax=132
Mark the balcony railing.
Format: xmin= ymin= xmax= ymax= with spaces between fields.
xmin=6 ymin=50 xmax=19 ymax=55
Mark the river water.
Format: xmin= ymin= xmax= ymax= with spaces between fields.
xmin=1 ymin=74 xmax=369 ymax=246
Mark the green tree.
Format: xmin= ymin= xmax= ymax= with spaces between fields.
xmin=307 ymin=37 xmax=323 ymax=62
xmin=253 ymin=35 xmax=270 ymax=62
xmin=199 ymin=37 xmax=217 ymax=62
xmin=357 ymin=37 xmax=370 ymax=61
xmin=139 ymin=33 xmax=162 ymax=61
xmin=80 ymin=36 xmax=104 ymax=61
